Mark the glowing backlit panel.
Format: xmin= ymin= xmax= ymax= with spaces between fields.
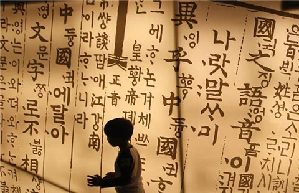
xmin=1 ymin=1 xmax=299 ymax=193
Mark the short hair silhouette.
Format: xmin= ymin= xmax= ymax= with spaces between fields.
xmin=104 ymin=118 xmax=133 ymax=140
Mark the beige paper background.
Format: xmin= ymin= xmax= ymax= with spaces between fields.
xmin=1 ymin=1 xmax=299 ymax=193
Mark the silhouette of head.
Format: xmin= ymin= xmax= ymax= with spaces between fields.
xmin=104 ymin=118 xmax=133 ymax=141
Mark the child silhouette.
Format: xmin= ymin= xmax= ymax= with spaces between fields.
xmin=87 ymin=118 xmax=145 ymax=193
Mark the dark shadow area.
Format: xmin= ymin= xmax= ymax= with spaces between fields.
xmin=0 ymin=158 xmax=77 ymax=193
xmin=281 ymin=0 xmax=299 ymax=11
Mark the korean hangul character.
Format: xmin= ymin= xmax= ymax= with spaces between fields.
xmin=10 ymin=58 xmax=20 ymax=69
xmin=32 ymin=175 xmax=42 ymax=190
xmin=37 ymin=45 xmax=48 ymax=61
xmin=94 ymin=53 xmax=107 ymax=70
xmin=7 ymin=132 xmax=17 ymax=147
xmin=244 ymin=142 xmax=260 ymax=157
xmin=149 ymin=24 xmax=163 ymax=43
xmin=219 ymin=171 xmax=236 ymax=191
xmin=279 ymin=60 xmax=293 ymax=76
xmin=11 ymin=19 xmax=23 ymax=35
xmin=91 ymin=112 xmax=101 ymax=131
xmin=290 ymin=24 xmax=299 ymax=35
xmin=169 ymin=117 xmax=186 ymax=138
xmin=135 ymin=133 xmax=149 ymax=146
xmin=203 ymin=53 xmax=229 ymax=78
xmin=63 ymin=70 xmax=75 ymax=88
xmin=79 ymin=91 xmax=88 ymax=107
xmin=128 ymin=65 xmax=142 ymax=86
xmin=184 ymin=31 xmax=199 ymax=49
xmin=34 ymin=83 xmax=46 ymax=98
xmin=248 ymin=107 xmax=265 ymax=123
xmin=225 ymin=156 xmax=251 ymax=172
xmin=284 ymin=41 xmax=298 ymax=61
xmin=65 ymin=28 xmax=77 ymax=47
xmin=38 ymin=3 xmax=50 ymax=19
xmin=91 ymin=93 xmax=104 ymax=107
xmin=293 ymin=176 xmax=299 ymax=192
xmin=163 ymin=162 xmax=178 ymax=178
xmin=150 ymin=0 xmax=164 ymax=14
xmin=280 ymin=136 xmax=296 ymax=158
xmin=0 ymin=56 xmax=7 ymax=71
xmin=271 ymin=100 xmax=287 ymax=118
xmin=81 ymin=72 xmax=89 ymax=86
xmin=8 ymin=151 xmax=16 ymax=165
xmin=123 ymin=110 xmax=136 ymax=125
xmin=284 ymin=26 xmax=299 ymax=60
xmin=177 ymin=73 xmax=194 ymax=99
xmin=191 ymin=124 xmax=218 ymax=145
xmin=285 ymin=121 xmax=298 ymax=137
xmin=205 ymin=78 xmax=229 ymax=101
xmin=213 ymin=29 xmax=236 ymax=51
xmin=82 ymin=11 xmax=94 ymax=28
xmin=29 ymin=139 xmax=43 ymax=156
xmin=48 ymin=125 xmax=69 ymax=144
xmin=81 ymin=31 xmax=94 ymax=48
xmin=8 ymin=77 xmax=21 ymax=92
xmin=50 ymin=104 xmax=68 ymax=125
xmin=0 ymin=181 xmax=8 ymax=191
xmin=1 ymin=17 xmax=9 ymax=32
xmin=52 ymin=86 xmax=71 ymax=106
xmin=74 ymin=112 xmax=88 ymax=130
xmin=287 ymin=104 xmax=299 ymax=121
xmin=135 ymin=0 xmax=146 ymax=14
xmin=0 ymin=75 xmax=6 ymax=91
xmin=23 ymin=99 xmax=39 ymax=118
xmin=7 ymin=115 xmax=18 ymax=128
xmin=99 ymin=0 xmax=109 ymax=10
xmin=258 ymin=71 xmax=272 ymax=88
xmin=0 ymin=95 xmax=4 ymax=110
xmin=7 ymin=97 xmax=18 ymax=110
xmin=143 ymin=68 xmax=156 ymax=88
xmin=137 ymin=112 xmax=151 ymax=129
xmin=97 ymin=12 xmax=111 ymax=29
xmin=150 ymin=177 xmax=173 ymax=192
xmin=80 ymin=52 xmax=92 ymax=69
xmin=292 ymin=83 xmax=299 ymax=101
xmin=90 ymin=74 xmax=105 ymax=89
xmin=287 ymin=24 xmax=299 ymax=42
xmin=140 ymin=92 xmax=154 ymax=110
xmin=98 ymin=12 xmax=111 ymax=29
xmin=258 ymin=38 xmax=277 ymax=57
xmin=146 ymin=45 xmax=159 ymax=65
xmin=11 ymin=38 xmax=23 ymax=54
xmin=7 ymin=168 xmax=17 ymax=181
